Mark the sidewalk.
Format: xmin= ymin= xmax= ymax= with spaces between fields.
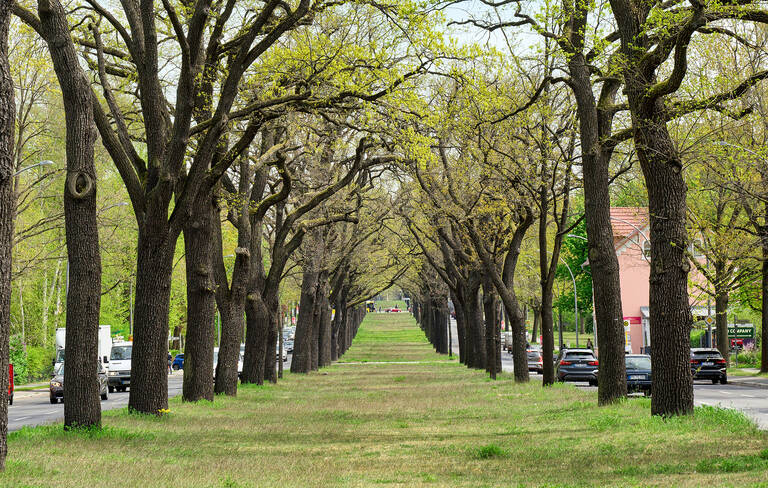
xmin=729 ymin=369 xmax=768 ymax=389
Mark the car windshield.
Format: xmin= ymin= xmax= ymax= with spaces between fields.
xmin=565 ymin=351 xmax=595 ymax=359
xmin=626 ymin=357 xmax=651 ymax=370
xmin=110 ymin=346 xmax=132 ymax=360
xmin=527 ymin=352 xmax=540 ymax=359
xmin=55 ymin=349 xmax=65 ymax=363
xmin=54 ymin=363 xmax=64 ymax=375
xmin=691 ymin=350 xmax=722 ymax=359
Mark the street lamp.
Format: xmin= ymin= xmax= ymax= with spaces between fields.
xmin=13 ymin=160 xmax=54 ymax=177
xmin=559 ymin=257 xmax=579 ymax=348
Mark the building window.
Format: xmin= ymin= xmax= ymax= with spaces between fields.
xmin=643 ymin=240 xmax=651 ymax=260
xmin=689 ymin=238 xmax=705 ymax=258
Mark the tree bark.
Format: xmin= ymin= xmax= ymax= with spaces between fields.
xmin=129 ymin=231 xmax=175 ymax=413
xmin=482 ymin=277 xmax=499 ymax=379
xmin=566 ymin=0 xmax=627 ymax=405
xmin=0 ymin=0 xmax=13 ymax=466
xmin=182 ymin=192 xmax=216 ymax=402
xmin=39 ymin=0 xmax=102 ymax=428
xmin=318 ymin=274 xmax=332 ymax=367
xmin=761 ymin=230 xmax=768 ymax=373
xmin=242 ymin=292 xmax=269 ymax=384
xmin=292 ymin=266 xmax=320 ymax=373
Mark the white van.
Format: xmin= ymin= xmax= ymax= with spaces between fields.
xmin=108 ymin=341 xmax=132 ymax=392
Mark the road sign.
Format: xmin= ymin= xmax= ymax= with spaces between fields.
xmin=728 ymin=325 xmax=755 ymax=339
xmin=705 ymin=316 xmax=715 ymax=326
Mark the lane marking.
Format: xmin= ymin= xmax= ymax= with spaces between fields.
xmin=13 ymin=416 xmax=30 ymax=421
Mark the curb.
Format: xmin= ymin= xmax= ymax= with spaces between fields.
xmin=728 ymin=378 xmax=768 ymax=390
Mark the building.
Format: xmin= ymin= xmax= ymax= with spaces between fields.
xmin=606 ymin=207 xmax=707 ymax=353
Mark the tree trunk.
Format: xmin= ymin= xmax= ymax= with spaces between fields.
xmin=531 ymin=301 xmax=540 ymax=343
xmin=214 ymin=298 xmax=244 ymax=395
xmin=318 ymin=276 xmax=332 ymax=368
xmin=540 ymin=289 xmax=555 ymax=386
xmin=182 ymin=193 xmax=216 ymax=402
xmin=761 ymin=230 xmax=768 ymax=373
xmin=0 ymin=0 xmax=14 ymax=466
xmin=567 ymin=13 xmax=627 ymax=404
xmin=714 ymin=260 xmax=730 ymax=364
xmin=129 ymin=231 xmax=175 ymax=414
xmin=462 ymin=281 xmax=485 ymax=369
xmin=635 ymin=112 xmax=694 ymax=416
xmin=291 ymin=266 xmax=319 ymax=373
xmin=482 ymin=277 xmax=499 ymax=379
xmin=262 ymin=292 xmax=279 ymax=383
xmin=242 ymin=292 xmax=269 ymax=384
xmin=39 ymin=0 xmax=102 ymax=428
xmin=450 ymin=289 xmax=466 ymax=364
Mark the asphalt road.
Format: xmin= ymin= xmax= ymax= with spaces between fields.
xmin=8 ymin=373 xmax=184 ymax=432
xmin=8 ymin=353 xmax=293 ymax=432
xmin=448 ymin=317 xmax=768 ymax=429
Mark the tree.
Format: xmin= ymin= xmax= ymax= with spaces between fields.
xmin=37 ymin=0 xmax=102 ymax=429
xmin=607 ymin=0 xmax=768 ymax=416
xmin=0 ymin=0 xmax=14 ymax=468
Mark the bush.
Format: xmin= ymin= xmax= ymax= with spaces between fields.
xmin=9 ymin=335 xmax=28 ymax=383
xmin=690 ymin=329 xmax=706 ymax=348
xmin=736 ymin=350 xmax=761 ymax=368
xmin=26 ymin=346 xmax=54 ymax=381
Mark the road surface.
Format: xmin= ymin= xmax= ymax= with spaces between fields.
xmin=9 ymin=353 xmax=292 ymax=432
xmin=448 ymin=317 xmax=768 ymax=429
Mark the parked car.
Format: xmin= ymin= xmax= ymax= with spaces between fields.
xmin=284 ymin=340 xmax=294 ymax=354
xmin=555 ymin=349 xmax=598 ymax=385
xmin=690 ymin=348 xmax=727 ymax=384
xmin=527 ymin=349 xmax=543 ymax=374
xmin=172 ymin=353 xmax=184 ymax=370
xmin=625 ymin=354 xmax=652 ymax=395
xmin=50 ymin=362 xmax=108 ymax=404
xmin=276 ymin=344 xmax=287 ymax=362
xmin=7 ymin=363 xmax=13 ymax=406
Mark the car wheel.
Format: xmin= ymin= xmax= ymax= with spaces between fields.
xmin=720 ymin=376 xmax=728 ymax=385
xmin=50 ymin=396 xmax=57 ymax=404
xmin=173 ymin=364 xmax=180 ymax=371
xmin=108 ymin=386 xmax=114 ymax=393
xmin=711 ymin=378 xmax=718 ymax=385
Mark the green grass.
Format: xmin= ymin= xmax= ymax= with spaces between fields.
xmin=4 ymin=313 xmax=768 ymax=487
xmin=730 ymin=368 xmax=768 ymax=377
xmin=337 ymin=312 xmax=455 ymax=363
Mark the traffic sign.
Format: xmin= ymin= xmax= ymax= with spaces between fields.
xmin=705 ymin=316 xmax=715 ymax=326
xmin=728 ymin=325 xmax=755 ymax=339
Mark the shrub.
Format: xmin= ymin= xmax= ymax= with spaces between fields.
xmin=471 ymin=444 xmax=509 ymax=459
xmin=736 ymin=350 xmax=760 ymax=368
xmin=9 ymin=335 xmax=28 ymax=383
xmin=26 ymin=346 xmax=54 ymax=381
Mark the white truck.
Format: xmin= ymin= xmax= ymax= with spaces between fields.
xmin=54 ymin=325 xmax=112 ymax=371
xmin=107 ymin=341 xmax=132 ymax=392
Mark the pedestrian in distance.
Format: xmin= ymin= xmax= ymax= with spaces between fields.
xmin=586 ymin=338 xmax=593 ymax=350
xmin=167 ymin=353 xmax=172 ymax=374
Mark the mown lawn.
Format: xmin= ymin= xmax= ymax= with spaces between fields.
xmin=4 ymin=313 xmax=768 ymax=487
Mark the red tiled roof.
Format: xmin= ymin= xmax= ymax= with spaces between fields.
xmin=610 ymin=207 xmax=648 ymax=239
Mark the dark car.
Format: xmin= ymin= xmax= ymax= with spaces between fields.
xmin=690 ymin=348 xmax=727 ymax=384
xmin=527 ymin=349 xmax=543 ymax=374
xmin=625 ymin=354 xmax=652 ymax=395
xmin=50 ymin=362 xmax=109 ymax=404
xmin=556 ymin=349 xmax=598 ymax=385
xmin=172 ymin=353 xmax=184 ymax=370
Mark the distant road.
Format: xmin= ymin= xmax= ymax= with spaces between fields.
xmin=447 ymin=317 xmax=768 ymax=429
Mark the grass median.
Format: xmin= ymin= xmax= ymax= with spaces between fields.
xmin=4 ymin=312 xmax=768 ymax=487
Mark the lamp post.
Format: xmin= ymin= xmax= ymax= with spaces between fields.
xmin=13 ymin=159 xmax=54 ymax=177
